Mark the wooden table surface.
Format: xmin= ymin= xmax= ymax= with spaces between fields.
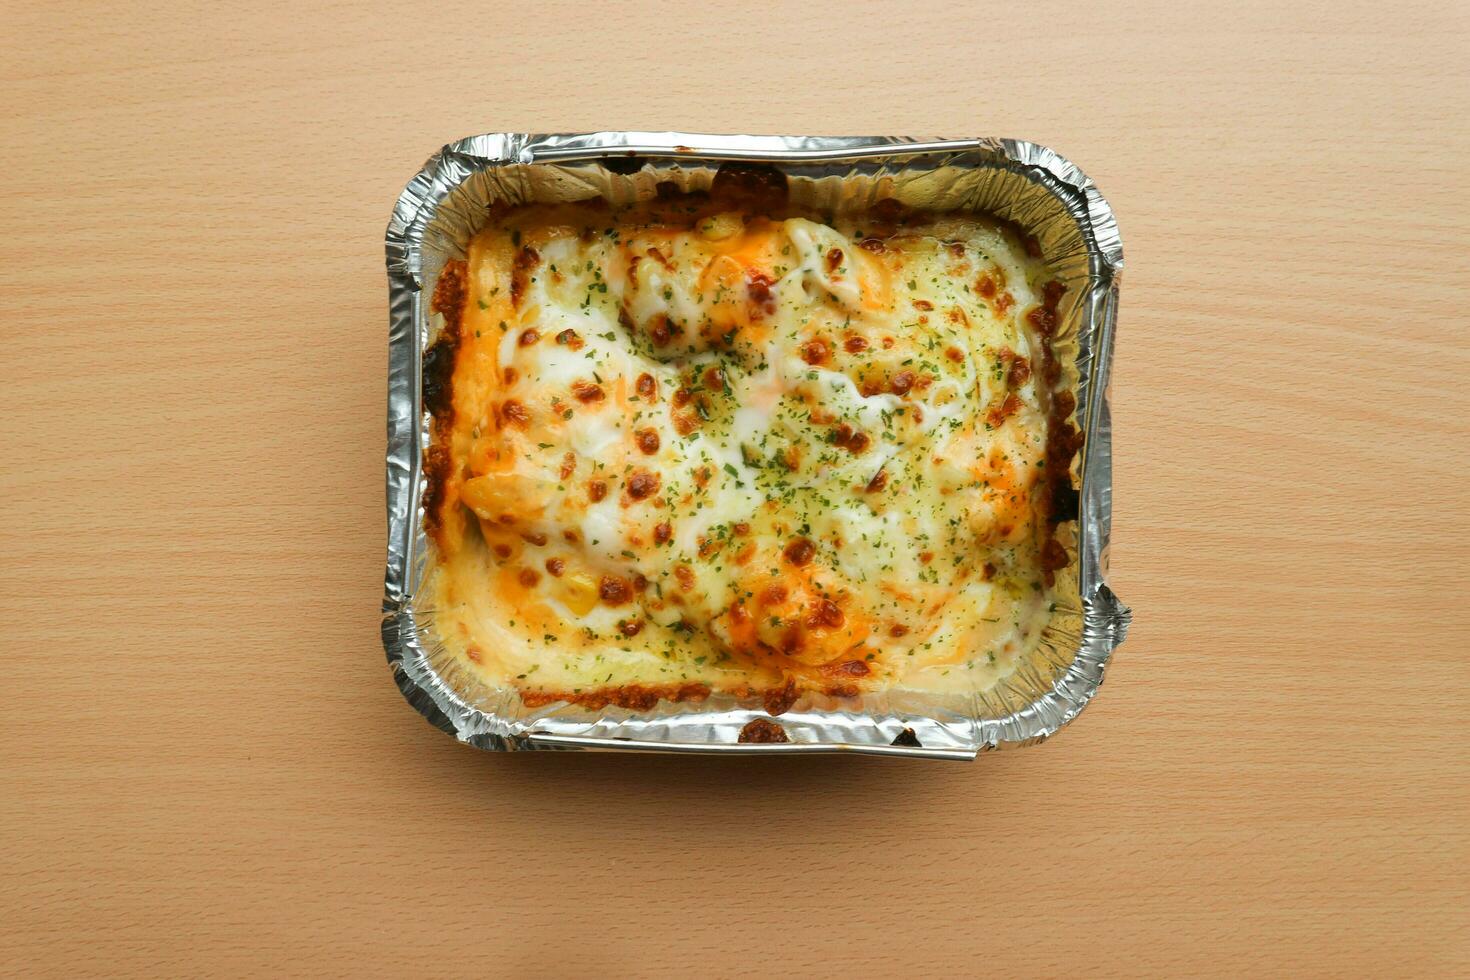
xmin=5 ymin=2 xmax=1468 ymax=976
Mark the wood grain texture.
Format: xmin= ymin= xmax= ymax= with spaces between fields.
xmin=3 ymin=1 xmax=1468 ymax=976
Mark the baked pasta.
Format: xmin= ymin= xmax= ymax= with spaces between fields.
xmin=422 ymin=172 xmax=1077 ymax=714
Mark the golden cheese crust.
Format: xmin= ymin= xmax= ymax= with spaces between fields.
xmin=423 ymin=176 xmax=1077 ymax=713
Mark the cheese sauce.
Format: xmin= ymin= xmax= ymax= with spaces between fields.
xmin=425 ymin=192 xmax=1069 ymax=708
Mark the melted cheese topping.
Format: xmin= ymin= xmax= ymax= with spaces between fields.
xmin=426 ymin=197 xmax=1064 ymax=706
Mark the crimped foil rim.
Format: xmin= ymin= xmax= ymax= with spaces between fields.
xmin=384 ymin=133 xmax=1128 ymax=758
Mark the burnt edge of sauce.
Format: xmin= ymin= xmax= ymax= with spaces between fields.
xmin=421 ymin=259 xmax=468 ymax=548
xmin=709 ymin=163 xmax=789 ymax=208
xmin=601 ymin=154 xmax=647 ymax=176
xmin=422 ymin=260 xmax=466 ymax=418
xmin=891 ymin=728 xmax=923 ymax=748
xmin=738 ymin=718 xmax=790 ymax=744
xmin=1049 ymin=480 xmax=1080 ymax=525
xmin=520 ymin=682 xmax=711 ymax=712
xmin=1034 ymin=280 xmax=1081 ymax=584
xmin=763 ymin=681 xmax=800 ymax=717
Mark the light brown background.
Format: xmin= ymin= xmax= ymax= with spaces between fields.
xmin=4 ymin=1 xmax=1468 ymax=976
